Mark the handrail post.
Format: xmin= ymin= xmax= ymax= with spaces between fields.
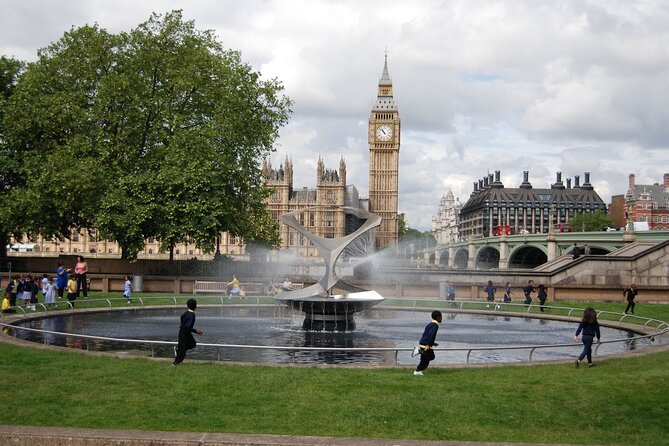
xmin=466 ymin=349 xmax=472 ymax=363
xmin=106 ymin=299 xmax=111 ymax=308
xmin=529 ymin=347 xmax=535 ymax=361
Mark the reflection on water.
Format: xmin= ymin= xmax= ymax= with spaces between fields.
xmin=10 ymin=306 xmax=646 ymax=365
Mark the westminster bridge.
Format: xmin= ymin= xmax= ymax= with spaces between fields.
xmin=422 ymin=230 xmax=669 ymax=270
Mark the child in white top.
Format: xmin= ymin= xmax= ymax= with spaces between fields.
xmin=123 ymin=276 xmax=132 ymax=303
xmin=44 ymin=277 xmax=56 ymax=308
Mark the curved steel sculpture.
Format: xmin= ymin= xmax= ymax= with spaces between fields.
xmin=274 ymin=206 xmax=384 ymax=330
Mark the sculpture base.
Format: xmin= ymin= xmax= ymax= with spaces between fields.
xmin=276 ymin=290 xmax=384 ymax=332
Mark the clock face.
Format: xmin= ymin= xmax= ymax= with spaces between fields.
xmin=375 ymin=124 xmax=393 ymax=141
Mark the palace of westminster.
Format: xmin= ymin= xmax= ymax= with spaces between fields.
xmin=11 ymin=56 xmax=668 ymax=259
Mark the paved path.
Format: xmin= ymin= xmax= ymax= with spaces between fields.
xmin=0 ymin=425 xmax=599 ymax=446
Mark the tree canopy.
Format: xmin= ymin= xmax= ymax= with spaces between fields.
xmin=0 ymin=11 xmax=291 ymax=259
xmin=569 ymin=211 xmax=615 ymax=232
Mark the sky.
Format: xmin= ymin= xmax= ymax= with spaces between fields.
xmin=1 ymin=0 xmax=668 ymax=231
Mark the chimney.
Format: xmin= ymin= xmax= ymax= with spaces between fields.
xmin=566 ymin=178 xmax=572 ymax=189
xmin=479 ymin=179 xmax=484 ymax=190
xmin=492 ymin=170 xmax=504 ymax=188
xmin=664 ymin=173 xmax=669 ymax=192
xmin=552 ymin=171 xmax=565 ymax=189
xmin=519 ymin=170 xmax=532 ymax=189
xmin=581 ymin=172 xmax=593 ymax=190
xmin=483 ymin=176 xmax=490 ymax=188
xmin=629 ymin=174 xmax=636 ymax=190
xmin=574 ymin=175 xmax=580 ymax=188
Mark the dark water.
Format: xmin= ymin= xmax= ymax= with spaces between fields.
xmin=10 ymin=306 xmax=646 ymax=365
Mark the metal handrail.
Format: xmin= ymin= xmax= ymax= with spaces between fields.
xmin=1 ymin=298 xmax=667 ymax=365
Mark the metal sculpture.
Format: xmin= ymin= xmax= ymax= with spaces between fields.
xmin=274 ymin=206 xmax=384 ymax=330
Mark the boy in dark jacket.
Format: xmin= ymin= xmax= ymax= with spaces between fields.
xmin=173 ymin=298 xmax=204 ymax=365
xmin=414 ymin=310 xmax=442 ymax=376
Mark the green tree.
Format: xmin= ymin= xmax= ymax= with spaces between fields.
xmin=0 ymin=11 xmax=292 ymax=259
xmin=398 ymin=225 xmax=436 ymax=258
xmin=0 ymin=56 xmax=26 ymax=258
xmin=570 ymin=211 xmax=614 ymax=232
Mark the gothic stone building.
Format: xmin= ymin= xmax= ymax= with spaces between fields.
xmin=432 ymin=189 xmax=461 ymax=244
xmin=263 ymin=54 xmax=401 ymax=254
xmin=458 ymin=171 xmax=606 ymax=240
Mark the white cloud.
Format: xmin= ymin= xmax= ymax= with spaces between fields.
xmin=1 ymin=0 xmax=668 ymax=230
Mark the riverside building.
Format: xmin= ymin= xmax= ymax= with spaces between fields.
xmin=458 ymin=171 xmax=606 ymax=240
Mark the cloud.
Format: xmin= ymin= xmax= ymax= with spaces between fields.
xmin=1 ymin=0 xmax=668 ymax=231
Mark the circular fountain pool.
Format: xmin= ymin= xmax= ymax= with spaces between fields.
xmin=8 ymin=305 xmax=647 ymax=365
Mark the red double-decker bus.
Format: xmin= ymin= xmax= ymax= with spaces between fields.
xmin=492 ymin=225 xmax=512 ymax=236
xmin=555 ymin=223 xmax=572 ymax=233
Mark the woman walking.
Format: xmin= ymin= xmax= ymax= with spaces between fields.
xmin=574 ymin=307 xmax=601 ymax=368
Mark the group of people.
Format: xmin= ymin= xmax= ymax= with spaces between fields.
xmin=412 ymin=303 xmax=607 ymax=375
xmin=571 ymin=243 xmax=592 ymax=260
xmin=3 ymin=270 xmax=77 ymax=311
xmin=478 ymin=279 xmax=548 ymax=311
xmin=1 ymin=255 xmax=137 ymax=311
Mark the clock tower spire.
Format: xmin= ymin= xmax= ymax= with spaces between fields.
xmin=368 ymin=52 xmax=400 ymax=249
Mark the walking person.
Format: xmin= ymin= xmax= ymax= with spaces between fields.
xmin=502 ymin=282 xmax=512 ymax=303
xmin=413 ymin=310 xmax=442 ymax=376
xmin=583 ymin=244 xmax=591 ymax=256
xmin=523 ymin=280 xmax=535 ymax=305
xmin=574 ymin=307 xmax=601 ymax=368
xmin=123 ymin=275 xmax=132 ymax=304
xmin=56 ymin=263 xmax=70 ymax=299
xmin=537 ymin=284 xmax=548 ymax=312
xmin=623 ymin=284 xmax=638 ymax=315
xmin=173 ymin=298 xmax=204 ymax=365
xmin=74 ymin=255 xmax=89 ymax=299
xmin=227 ymin=274 xmax=241 ymax=298
xmin=484 ymin=280 xmax=496 ymax=308
xmin=67 ymin=274 xmax=78 ymax=308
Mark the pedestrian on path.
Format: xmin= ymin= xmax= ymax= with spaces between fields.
xmin=623 ymin=284 xmax=638 ymax=315
xmin=574 ymin=307 xmax=601 ymax=368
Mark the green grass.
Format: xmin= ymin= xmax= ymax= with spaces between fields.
xmin=2 ymin=294 xmax=668 ymax=444
xmin=0 ymin=341 xmax=667 ymax=445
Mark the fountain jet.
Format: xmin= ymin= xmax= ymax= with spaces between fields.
xmin=274 ymin=206 xmax=384 ymax=330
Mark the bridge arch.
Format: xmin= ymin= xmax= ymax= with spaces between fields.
xmin=508 ymin=245 xmax=547 ymax=269
xmin=427 ymin=252 xmax=436 ymax=266
xmin=476 ymin=246 xmax=500 ymax=269
xmin=454 ymin=248 xmax=469 ymax=269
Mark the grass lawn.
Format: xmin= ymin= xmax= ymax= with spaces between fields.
xmin=1 ymin=294 xmax=668 ymax=445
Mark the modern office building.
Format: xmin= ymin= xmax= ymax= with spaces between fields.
xmin=458 ymin=171 xmax=606 ymax=240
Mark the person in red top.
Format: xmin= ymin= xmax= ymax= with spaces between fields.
xmin=74 ymin=255 xmax=89 ymax=299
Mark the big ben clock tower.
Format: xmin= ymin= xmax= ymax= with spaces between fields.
xmin=368 ymin=53 xmax=400 ymax=249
